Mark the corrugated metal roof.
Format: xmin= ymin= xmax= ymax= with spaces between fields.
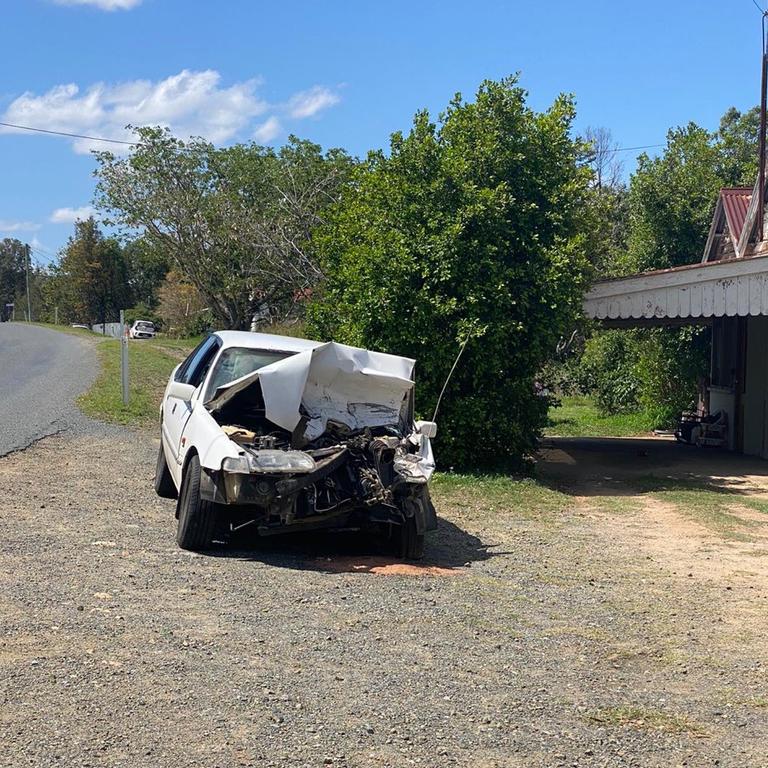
xmin=720 ymin=187 xmax=752 ymax=241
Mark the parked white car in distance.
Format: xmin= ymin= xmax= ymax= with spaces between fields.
xmin=129 ymin=320 xmax=156 ymax=339
xmin=154 ymin=331 xmax=438 ymax=558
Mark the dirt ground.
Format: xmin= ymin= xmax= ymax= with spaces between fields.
xmin=2 ymin=429 xmax=768 ymax=767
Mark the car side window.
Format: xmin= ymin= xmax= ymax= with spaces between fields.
xmin=175 ymin=336 xmax=220 ymax=386
xmin=187 ymin=340 xmax=221 ymax=388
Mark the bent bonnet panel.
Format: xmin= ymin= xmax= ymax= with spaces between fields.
xmin=206 ymin=342 xmax=415 ymax=438
xmin=273 ymin=343 xmax=415 ymax=440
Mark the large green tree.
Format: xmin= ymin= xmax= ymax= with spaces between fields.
xmin=53 ymin=218 xmax=131 ymax=325
xmin=122 ymin=236 xmax=169 ymax=310
xmin=94 ymin=128 xmax=355 ymax=329
xmin=308 ymin=77 xmax=592 ymax=469
xmin=0 ymin=238 xmax=26 ymax=319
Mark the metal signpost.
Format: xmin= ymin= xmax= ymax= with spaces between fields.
xmin=120 ymin=310 xmax=129 ymax=407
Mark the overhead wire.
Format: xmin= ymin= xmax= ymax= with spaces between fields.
xmin=0 ymin=121 xmax=139 ymax=147
xmin=0 ymin=118 xmax=667 ymax=158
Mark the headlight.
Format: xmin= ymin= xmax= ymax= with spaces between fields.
xmin=222 ymin=450 xmax=316 ymax=475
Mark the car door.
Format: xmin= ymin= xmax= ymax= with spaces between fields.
xmin=163 ymin=335 xmax=221 ymax=477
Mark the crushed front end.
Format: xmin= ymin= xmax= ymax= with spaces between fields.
xmin=201 ymin=342 xmax=437 ymax=557
xmin=200 ymin=424 xmax=437 ymax=551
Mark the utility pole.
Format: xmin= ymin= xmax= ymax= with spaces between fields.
xmin=759 ymin=11 xmax=768 ymax=240
xmin=24 ymin=243 xmax=32 ymax=323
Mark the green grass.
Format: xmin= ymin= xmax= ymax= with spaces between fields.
xmin=432 ymin=473 xmax=572 ymax=519
xmin=586 ymin=706 xmax=707 ymax=736
xmin=545 ymin=395 xmax=656 ymax=438
xmin=28 ymin=321 xmax=97 ymax=338
xmin=78 ymin=337 xmax=197 ymax=429
xmin=631 ymin=476 xmax=768 ymax=541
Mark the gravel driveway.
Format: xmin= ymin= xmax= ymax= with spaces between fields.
xmin=2 ymin=424 xmax=768 ymax=767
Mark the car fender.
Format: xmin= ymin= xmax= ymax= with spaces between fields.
xmin=182 ymin=403 xmax=241 ymax=471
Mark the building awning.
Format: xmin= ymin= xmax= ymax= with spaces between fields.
xmin=584 ymin=254 xmax=768 ymax=326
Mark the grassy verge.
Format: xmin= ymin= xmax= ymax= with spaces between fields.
xmin=432 ymin=473 xmax=571 ymax=520
xmin=545 ymin=395 xmax=656 ymax=438
xmin=79 ymin=338 xmax=197 ymax=429
xmin=28 ymin=321 xmax=96 ymax=339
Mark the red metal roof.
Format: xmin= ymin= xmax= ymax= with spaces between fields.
xmin=720 ymin=187 xmax=752 ymax=240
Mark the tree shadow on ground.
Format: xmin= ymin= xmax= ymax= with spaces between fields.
xmin=537 ymin=436 xmax=768 ymax=499
xmin=206 ymin=516 xmax=494 ymax=574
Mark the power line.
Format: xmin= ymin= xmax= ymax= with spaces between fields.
xmin=0 ymin=121 xmax=138 ymax=147
xmin=1 ymin=117 xmax=668 ymax=158
xmin=606 ymin=143 xmax=665 ymax=154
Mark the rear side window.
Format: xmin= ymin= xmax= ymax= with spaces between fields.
xmin=175 ymin=335 xmax=221 ymax=386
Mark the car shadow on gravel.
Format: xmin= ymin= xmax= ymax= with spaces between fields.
xmin=206 ymin=517 xmax=493 ymax=574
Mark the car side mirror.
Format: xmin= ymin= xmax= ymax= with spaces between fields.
xmin=415 ymin=420 xmax=437 ymax=438
xmin=168 ymin=380 xmax=196 ymax=402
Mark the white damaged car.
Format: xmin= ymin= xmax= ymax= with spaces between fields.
xmin=155 ymin=331 xmax=438 ymax=558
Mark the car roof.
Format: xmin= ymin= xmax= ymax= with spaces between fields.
xmin=213 ymin=330 xmax=324 ymax=354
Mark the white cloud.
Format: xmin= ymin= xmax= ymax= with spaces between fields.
xmin=53 ymin=0 xmax=144 ymax=10
xmin=0 ymin=71 xmax=341 ymax=155
xmin=1 ymin=70 xmax=269 ymax=154
xmin=50 ymin=206 xmax=98 ymax=224
xmin=0 ymin=220 xmax=39 ymax=233
xmin=253 ymin=116 xmax=281 ymax=144
xmin=287 ymin=86 xmax=341 ymax=119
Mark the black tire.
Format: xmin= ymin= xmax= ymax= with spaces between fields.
xmin=176 ymin=454 xmax=217 ymax=551
xmin=395 ymin=515 xmax=425 ymax=560
xmin=154 ymin=443 xmax=177 ymax=499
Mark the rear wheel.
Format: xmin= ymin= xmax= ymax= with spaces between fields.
xmin=176 ymin=454 xmax=217 ymax=551
xmin=154 ymin=443 xmax=177 ymax=499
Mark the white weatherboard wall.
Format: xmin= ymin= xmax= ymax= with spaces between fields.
xmin=584 ymin=255 xmax=768 ymax=321
xmin=743 ymin=316 xmax=768 ymax=458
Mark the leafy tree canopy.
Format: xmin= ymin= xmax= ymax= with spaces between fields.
xmin=308 ymin=76 xmax=593 ymax=469
xmin=0 ymin=238 xmax=27 ymax=315
xmin=575 ymin=106 xmax=761 ymax=427
xmin=51 ymin=218 xmax=131 ymax=325
xmin=94 ymin=128 xmax=355 ymax=330
xmin=627 ymin=107 xmax=759 ymax=274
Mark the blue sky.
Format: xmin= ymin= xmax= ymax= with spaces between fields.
xmin=0 ymin=0 xmax=765 ymax=265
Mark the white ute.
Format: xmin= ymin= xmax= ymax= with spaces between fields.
xmin=154 ymin=331 xmax=438 ymax=558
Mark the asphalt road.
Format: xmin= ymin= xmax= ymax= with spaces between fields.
xmin=0 ymin=323 xmax=97 ymax=456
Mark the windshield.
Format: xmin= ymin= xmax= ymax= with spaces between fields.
xmin=206 ymin=347 xmax=293 ymax=399
xmin=136 ymin=322 xmax=154 ymax=330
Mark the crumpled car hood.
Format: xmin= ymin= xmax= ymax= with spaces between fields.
xmin=207 ymin=341 xmax=416 ymax=441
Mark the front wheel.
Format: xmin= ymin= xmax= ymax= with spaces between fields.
xmin=394 ymin=515 xmax=425 ymax=560
xmin=176 ymin=454 xmax=217 ymax=551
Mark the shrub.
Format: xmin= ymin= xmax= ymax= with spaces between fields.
xmin=308 ymin=77 xmax=592 ymax=470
